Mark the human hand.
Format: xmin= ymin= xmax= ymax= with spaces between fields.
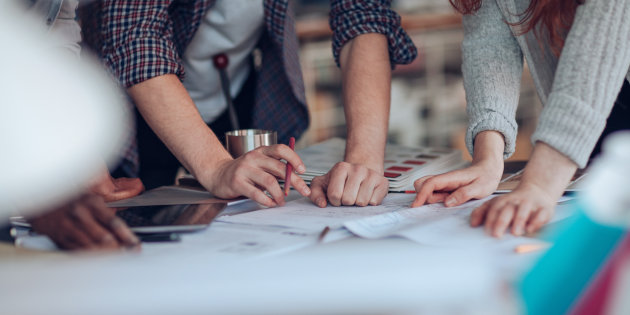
xmin=470 ymin=182 xmax=556 ymax=238
xmin=90 ymin=170 xmax=144 ymax=202
xmin=411 ymin=160 xmax=502 ymax=208
xmin=309 ymin=162 xmax=389 ymax=207
xmin=29 ymin=194 xmax=141 ymax=250
xmin=201 ymin=144 xmax=311 ymax=207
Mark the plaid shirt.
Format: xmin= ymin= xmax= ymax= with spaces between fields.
xmin=82 ymin=0 xmax=416 ymax=177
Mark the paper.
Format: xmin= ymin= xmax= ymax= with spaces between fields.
xmin=216 ymin=194 xmax=414 ymax=232
xmin=344 ymin=196 xmax=577 ymax=247
xmin=106 ymin=186 xmax=243 ymax=207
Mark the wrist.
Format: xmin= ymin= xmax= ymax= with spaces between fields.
xmin=344 ymin=154 xmax=384 ymax=173
xmin=519 ymin=141 xmax=578 ymax=200
xmin=193 ymin=156 xmax=233 ymax=191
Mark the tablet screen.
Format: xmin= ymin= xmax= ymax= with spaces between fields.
xmin=115 ymin=203 xmax=227 ymax=234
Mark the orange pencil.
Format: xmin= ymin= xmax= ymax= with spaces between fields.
xmin=515 ymin=243 xmax=550 ymax=254
xmin=284 ymin=137 xmax=296 ymax=196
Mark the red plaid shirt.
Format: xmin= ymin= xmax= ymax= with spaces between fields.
xmin=81 ymin=0 xmax=416 ymax=176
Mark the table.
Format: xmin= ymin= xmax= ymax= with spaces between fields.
xmin=0 ymin=194 xmax=553 ymax=315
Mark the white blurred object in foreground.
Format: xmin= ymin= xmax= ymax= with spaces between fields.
xmin=581 ymin=131 xmax=630 ymax=227
xmin=0 ymin=2 xmax=129 ymax=218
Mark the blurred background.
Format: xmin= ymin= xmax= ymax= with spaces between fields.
xmin=294 ymin=0 xmax=542 ymax=161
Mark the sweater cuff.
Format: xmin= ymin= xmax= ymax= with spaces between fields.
xmin=466 ymin=110 xmax=517 ymax=160
xmin=532 ymin=92 xmax=609 ymax=168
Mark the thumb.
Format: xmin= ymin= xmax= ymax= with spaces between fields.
xmin=309 ymin=176 xmax=328 ymax=208
xmin=444 ymin=184 xmax=479 ymax=207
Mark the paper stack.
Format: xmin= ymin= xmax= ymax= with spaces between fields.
xmin=297 ymin=138 xmax=466 ymax=191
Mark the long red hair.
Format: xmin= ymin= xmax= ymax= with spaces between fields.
xmin=450 ymin=0 xmax=585 ymax=56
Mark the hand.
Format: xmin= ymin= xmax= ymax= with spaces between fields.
xmin=201 ymin=144 xmax=311 ymax=207
xmin=90 ymin=170 xmax=144 ymax=202
xmin=29 ymin=194 xmax=141 ymax=250
xmin=309 ymin=162 xmax=389 ymax=207
xmin=470 ymin=182 xmax=556 ymax=238
xmin=411 ymin=160 xmax=502 ymax=208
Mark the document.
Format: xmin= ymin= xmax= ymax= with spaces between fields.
xmin=344 ymin=197 xmax=577 ymax=247
xmin=216 ymin=194 xmax=414 ymax=232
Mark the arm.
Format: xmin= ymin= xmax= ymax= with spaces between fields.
xmin=309 ymin=0 xmax=416 ymax=207
xmin=128 ymin=75 xmax=310 ymax=207
xmin=412 ymin=0 xmax=523 ymax=207
xmin=532 ymin=0 xmax=630 ymax=168
xmin=97 ymin=1 xmax=309 ymax=206
xmin=475 ymin=0 xmax=630 ymax=237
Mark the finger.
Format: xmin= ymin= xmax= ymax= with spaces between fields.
xmin=511 ymin=200 xmax=534 ymax=236
xmin=90 ymin=202 xmax=140 ymax=248
xmin=412 ymin=172 xmax=472 ymax=207
xmin=483 ymin=199 xmax=509 ymax=234
xmin=414 ymin=175 xmax=434 ymax=188
xmin=57 ymin=233 xmax=85 ymax=250
xmin=470 ymin=201 xmax=490 ymax=227
xmin=68 ymin=203 xmax=119 ymax=249
xmin=249 ymin=170 xmax=285 ymax=206
xmin=492 ymin=204 xmax=516 ymax=238
xmin=59 ymin=219 xmax=95 ymax=250
xmin=309 ymin=176 xmax=328 ymax=208
xmin=368 ymin=179 xmax=389 ymax=206
xmin=355 ymin=176 xmax=379 ymax=207
xmin=526 ymin=207 xmax=553 ymax=234
xmin=340 ymin=168 xmax=368 ymax=206
xmin=108 ymin=178 xmax=145 ymax=201
xmin=412 ymin=176 xmax=438 ymax=207
xmin=259 ymin=158 xmax=311 ymax=197
xmin=242 ymin=180 xmax=277 ymax=207
xmin=444 ymin=183 xmax=483 ymax=207
xmin=426 ymin=192 xmax=449 ymax=204
xmin=107 ymin=217 xmax=141 ymax=248
xmin=326 ymin=165 xmax=350 ymax=207
xmin=290 ymin=172 xmax=311 ymax=197
xmin=260 ymin=144 xmax=306 ymax=174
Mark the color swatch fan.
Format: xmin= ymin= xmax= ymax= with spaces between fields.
xmin=297 ymin=138 xmax=466 ymax=191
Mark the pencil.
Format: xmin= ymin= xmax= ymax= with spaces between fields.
xmin=389 ymin=190 xmax=416 ymax=194
xmin=514 ymin=243 xmax=549 ymax=254
xmin=318 ymin=226 xmax=330 ymax=243
xmin=284 ymin=137 xmax=296 ymax=196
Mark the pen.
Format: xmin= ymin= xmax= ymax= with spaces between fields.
xmin=318 ymin=226 xmax=330 ymax=243
xmin=284 ymin=137 xmax=296 ymax=196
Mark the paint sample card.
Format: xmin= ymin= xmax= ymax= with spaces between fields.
xmin=296 ymin=138 xmax=467 ymax=191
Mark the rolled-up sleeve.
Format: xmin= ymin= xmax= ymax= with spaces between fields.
xmin=329 ymin=0 xmax=417 ymax=68
xmin=99 ymin=0 xmax=184 ymax=88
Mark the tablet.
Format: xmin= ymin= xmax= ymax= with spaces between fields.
xmin=115 ymin=203 xmax=227 ymax=234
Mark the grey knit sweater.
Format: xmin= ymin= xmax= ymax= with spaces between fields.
xmin=463 ymin=0 xmax=630 ymax=168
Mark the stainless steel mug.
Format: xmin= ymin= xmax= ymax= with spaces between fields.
xmin=225 ymin=129 xmax=277 ymax=158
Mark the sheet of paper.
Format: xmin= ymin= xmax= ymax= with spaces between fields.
xmin=216 ymin=194 xmax=415 ymax=232
xmin=106 ymin=186 xmax=242 ymax=207
xmin=139 ymin=221 xmax=333 ymax=260
xmin=344 ymin=197 xmax=577 ymax=248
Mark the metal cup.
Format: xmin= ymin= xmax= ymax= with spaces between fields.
xmin=225 ymin=129 xmax=277 ymax=158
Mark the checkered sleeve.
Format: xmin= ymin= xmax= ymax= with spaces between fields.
xmin=329 ymin=0 xmax=417 ymax=68
xmin=99 ymin=0 xmax=184 ymax=88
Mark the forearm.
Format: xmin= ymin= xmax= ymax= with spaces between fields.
xmin=127 ymin=74 xmax=232 ymax=179
xmin=339 ymin=33 xmax=391 ymax=172
xmin=520 ymin=141 xmax=578 ymax=198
